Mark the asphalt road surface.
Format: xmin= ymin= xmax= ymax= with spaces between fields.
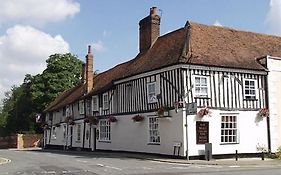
xmin=0 ymin=149 xmax=281 ymax=175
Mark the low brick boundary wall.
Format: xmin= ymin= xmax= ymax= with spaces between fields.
xmin=0 ymin=135 xmax=17 ymax=149
xmin=0 ymin=134 xmax=42 ymax=149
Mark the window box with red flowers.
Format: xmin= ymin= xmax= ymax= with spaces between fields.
xmin=85 ymin=116 xmax=99 ymax=125
xmin=257 ymin=108 xmax=269 ymax=118
xmin=197 ymin=107 xmax=210 ymax=117
xmin=132 ymin=115 xmax=144 ymax=122
xmin=157 ymin=106 xmax=170 ymax=117
xmin=108 ymin=116 xmax=117 ymax=123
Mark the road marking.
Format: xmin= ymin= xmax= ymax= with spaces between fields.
xmin=76 ymin=159 xmax=88 ymax=163
xmin=229 ymin=165 xmax=241 ymax=168
xmin=105 ymin=165 xmax=122 ymax=170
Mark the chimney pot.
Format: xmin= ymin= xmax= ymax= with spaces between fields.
xmin=150 ymin=7 xmax=157 ymax=16
xmin=88 ymin=45 xmax=91 ymax=54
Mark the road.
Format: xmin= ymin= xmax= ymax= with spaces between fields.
xmin=0 ymin=149 xmax=280 ymax=175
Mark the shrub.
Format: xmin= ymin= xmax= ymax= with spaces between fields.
xmin=276 ymin=146 xmax=281 ymax=159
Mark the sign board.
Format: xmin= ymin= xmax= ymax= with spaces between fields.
xmin=173 ymin=142 xmax=182 ymax=147
xmin=196 ymin=121 xmax=209 ymax=144
xmin=187 ymin=102 xmax=197 ymax=115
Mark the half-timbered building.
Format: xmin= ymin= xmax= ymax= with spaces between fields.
xmin=43 ymin=7 xmax=281 ymax=158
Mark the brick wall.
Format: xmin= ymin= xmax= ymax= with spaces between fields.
xmin=0 ymin=135 xmax=17 ymax=149
xmin=0 ymin=134 xmax=42 ymax=149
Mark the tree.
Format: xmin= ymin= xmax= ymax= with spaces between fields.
xmin=31 ymin=53 xmax=83 ymax=111
xmin=0 ymin=53 xmax=83 ymax=136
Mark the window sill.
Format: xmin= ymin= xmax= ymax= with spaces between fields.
xmin=220 ymin=143 xmax=239 ymax=145
xmin=98 ymin=140 xmax=111 ymax=143
xmin=147 ymin=143 xmax=160 ymax=145
xmin=243 ymin=98 xmax=258 ymax=101
xmin=194 ymin=97 xmax=211 ymax=99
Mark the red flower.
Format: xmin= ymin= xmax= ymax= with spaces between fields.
xmin=197 ymin=107 xmax=209 ymax=117
xmin=132 ymin=115 xmax=144 ymax=122
xmin=258 ymin=108 xmax=269 ymax=117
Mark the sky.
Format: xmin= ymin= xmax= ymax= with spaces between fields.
xmin=0 ymin=0 xmax=281 ymax=102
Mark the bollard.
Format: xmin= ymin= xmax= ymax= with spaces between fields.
xmin=261 ymin=152 xmax=265 ymax=161
xmin=235 ymin=150 xmax=238 ymax=161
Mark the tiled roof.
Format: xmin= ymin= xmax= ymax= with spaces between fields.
xmin=45 ymin=21 xmax=281 ymax=111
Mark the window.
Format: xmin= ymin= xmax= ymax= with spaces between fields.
xmin=66 ymin=105 xmax=71 ymax=116
xmin=147 ymin=82 xmax=157 ymax=103
xmin=77 ymin=124 xmax=81 ymax=142
xmin=103 ymin=93 xmax=109 ymax=110
xmin=92 ymin=96 xmax=99 ymax=111
xmin=194 ymin=76 xmax=209 ymax=98
xmin=79 ymin=100 xmax=84 ymax=114
xmin=99 ymin=120 xmax=111 ymax=141
xmin=62 ymin=107 xmax=66 ymax=116
xmin=244 ymin=79 xmax=256 ymax=100
xmin=221 ymin=115 xmax=238 ymax=144
xmin=148 ymin=117 xmax=160 ymax=144
xmin=63 ymin=125 xmax=67 ymax=140
xmin=52 ymin=127 xmax=56 ymax=139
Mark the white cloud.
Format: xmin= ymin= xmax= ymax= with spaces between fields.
xmin=213 ymin=20 xmax=223 ymax=27
xmin=266 ymin=0 xmax=281 ymax=35
xmin=0 ymin=25 xmax=69 ymax=100
xmin=91 ymin=40 xmax=106 ymax=52
xmin=0 ymin=0 xmax=80 ymax=25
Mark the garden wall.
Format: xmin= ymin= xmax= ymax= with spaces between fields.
xmin=0 ymin=134 xmax=42 ymax=149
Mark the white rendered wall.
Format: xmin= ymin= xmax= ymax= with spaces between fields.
xmin=96 ymin=110 xmax=185 ymax=156
xmin=187 ymin=109 xmax=268 ymax=156
xmin=267 ymin=57 xmax=281 ymax=152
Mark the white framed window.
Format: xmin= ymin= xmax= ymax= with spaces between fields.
xmin=244 ymin=79 xmax=256 ymax=100
xmin=92 ymin=96 xmax=99 ymax=111
xmin=103 ymin=93 xmax=109 ymax=110
xmin=66 ymin=105 xmax=72 ymax=116
xmin=221 ymin=115 xmax=238 ymax=144
xmin=147 ymin=82 xmax=157 ymax=103
xmin=194 ymin=76 xmax=209 ymax=98
xmin=77 ymin=124 xmax=81 ymax=142
xmin=79 ymin=100 xmax=84 ymax=114
xmin=148 ymin=117 xmax=160 ymax=144
xmin=52 ymin=127 xmax=56 ymax=139
xmin=99 ymin=120 xmax=111 ymax=141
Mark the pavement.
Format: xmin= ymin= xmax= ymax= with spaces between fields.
xmin=1 ymin=147 xmax=281 ymax=167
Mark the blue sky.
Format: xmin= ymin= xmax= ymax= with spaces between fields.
xmin=0 ymin=0 xmax=280 ymax=101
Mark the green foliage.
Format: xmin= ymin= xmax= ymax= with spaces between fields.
xmin=0 ymin=53 xmax=82 ymax=136
xmin=276 ymin=146 xmax=281 ymax=159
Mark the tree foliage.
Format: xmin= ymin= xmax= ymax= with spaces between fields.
xmin=0 ymin=53 xmax=82 ymax=136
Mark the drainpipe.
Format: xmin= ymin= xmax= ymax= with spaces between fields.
xmin=264 ymin=56 xmax=271 ymax=153
xmin=82 ymin=98 xmax=87 ymax=149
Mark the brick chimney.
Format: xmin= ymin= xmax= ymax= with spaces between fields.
xmin=139 ymin=7 xmax=161 ymax=53
xmin=85 ymin=45 xmax=93 ymax=93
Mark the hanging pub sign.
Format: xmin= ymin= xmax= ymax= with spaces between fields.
xmin=187 ymin=102 xmax=197 ymax=115
xmin=196 ymin=121 xmax=209 ymax=144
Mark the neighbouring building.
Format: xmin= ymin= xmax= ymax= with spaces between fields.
xmin=43 ymin=7 xmax=281 ymax=158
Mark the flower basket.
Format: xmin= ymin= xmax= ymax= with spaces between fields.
xmin=65 ymin=116 xmax=74 ymax=123
xmin=69 ymin=120 xmax=75 ymax=125
xmin=42 ymin=123 xmax=50 ymax=129
xmin=108 ymin=116 xmax=117 ymax=123
xmin=197 ymin=107 xmax=209 ymax=117
xmin=157 ymin=106 xmax=169 ymax=117
xmin=86 ymin=116 xmax=99 ymax=125
xmin=258 ymin=108 xmax=269 ymax=118
xmin=132 ymin=115 xmax=144 ymax=122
